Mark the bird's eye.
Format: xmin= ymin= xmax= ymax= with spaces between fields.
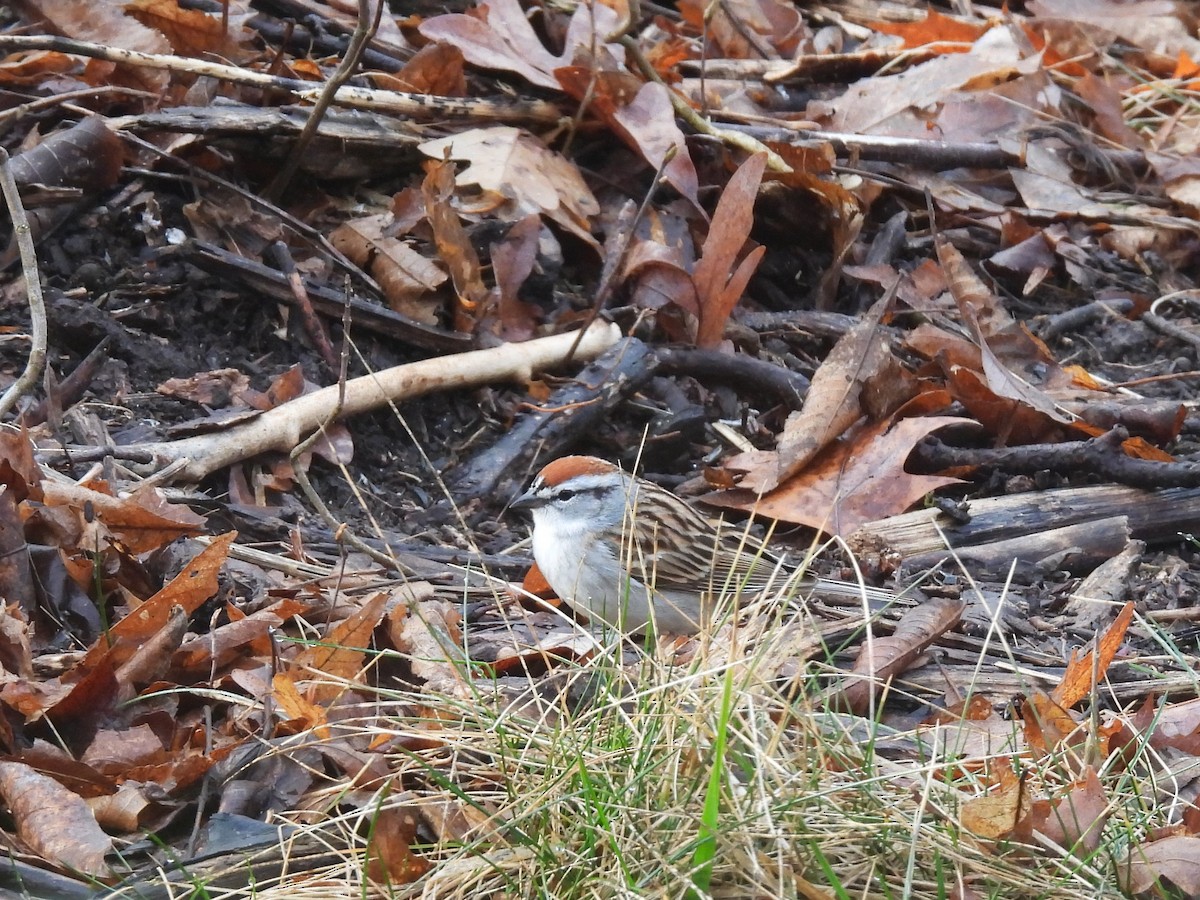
xmin=557 ymin=489 xmax=576 ymax=501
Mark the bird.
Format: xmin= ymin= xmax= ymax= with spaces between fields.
xmin=512 ymin=455 xmax=893 ymax=634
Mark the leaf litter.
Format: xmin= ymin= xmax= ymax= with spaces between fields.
xmin=0 ymin=0 xmax=1197 ymax=896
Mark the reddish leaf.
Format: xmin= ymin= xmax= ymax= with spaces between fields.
xmin=711 ymin=416 xmax=970 ymax=535
xmin=693 ymin=153 xmax=767 ymax=348
xmin=418 ymin=0 xmax=619 ymax=90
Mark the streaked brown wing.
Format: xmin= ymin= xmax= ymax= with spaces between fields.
xmin=620 ymin=485 xmax=793 ymax=594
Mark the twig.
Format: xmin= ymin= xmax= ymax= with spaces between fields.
xmin=1037 ymin=298 xmax=1134 ymax=340
xmin=267 ymin=242 xmax=338 ymax=370
xmin=0 ymin=147 xmax=47 ymax=419
xmin=266 ymin=0 xmax=380 ymax=199
xmin=656 ymin=347 xmax=810 ymax=407
xmin=123 ymin=323 xmax=623 ymax=482
xmin=914 ymin=427 xmax=1200 ymax=490
xmin=1144 ymin=290 xmax=1200 ymax=354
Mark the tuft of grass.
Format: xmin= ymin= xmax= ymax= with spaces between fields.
xmin=247 ymin=606 xmax=1144 ymax=900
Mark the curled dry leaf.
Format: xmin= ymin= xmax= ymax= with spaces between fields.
xmin=832 ymin=595 xmax=966 ymax=714
xmin=157 ymin=368 xmax=252 ymax=408
xmin=366 ymin=805 xmax=432 ymax=885
xmin=418 ymin=0 xmax=621 ymax=91
xmin=555 ymin=71 xmax=700 ymax=210
xmin=770 ymin=288 xmax=896 ymax=489
xmin=421 ymin=157 xmax=488 ymax=332
xmin=292 ymin=591 xmax=388 ymax=703
xmin=693 ymin=152 xmax=767 ymax=348
xmin=420 ymin=127 xmax=600 ymax=250
xmin=1052 ymin=601 xmax=1134 ymax=709
xmin=936 ymin=234 xmax=1075 ymax=427
xmin=0 ymin=760 xmax=113 ymax=876
xmin=330 ymin=213 xmax=447 ymax=324
xmin=386 ymin=598 xmax=473 ymax=700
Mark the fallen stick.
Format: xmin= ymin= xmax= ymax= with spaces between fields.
xmin=122 ymin=323 xmax=622 ymax=483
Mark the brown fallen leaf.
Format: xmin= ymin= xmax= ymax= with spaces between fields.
xmin=272 ymin=672 xmax=330 ymax=740
xmin=81 ymin=532 xmax=235 ymax=672
xmin=1118 ymin=834 xmax=1200 ymax=897
xmin=830 ymin=596 xmax=965 ymax=714
xmin=960 ymin=758 xmax=1029 ymax=841
xmin=1032 ymin=767 xmax=1110 ymax=860
xmin=0 ymin=760 xmax=113 ymax=876
xmin=1022 ymin=690 xmax=1092 ymax=765
xmin=768 ymin=289 xmax=898 ymax=489
xmin=418 ymin=0 xmax=620 ymax=91
xmin=1053 ymin=601 xmax=1134 ymax=709
xmin=292 ymin=591 xmax=388 ymax=703
xmin=711 ymin=416 xmax=971 ymax=535
xmin=693 ymin=153 xmax=767 ymax=349
xmin=555 ymin=70 xmax=700 ymax=210
xmin=420 ymin=126 xmax=600 ymax=250
xmin=387 ymin=599 xmax=472 ymax=699
xmin=330 ymin=213 xmax=447 ymax=323
xmin=366 ymin=805 xmax=431 ymax=886
xmin=40 ymin=481 xmax=207 ymax=555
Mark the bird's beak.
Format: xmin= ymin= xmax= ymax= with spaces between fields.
xmin=510 ymin=489 xmax=542 ymax=511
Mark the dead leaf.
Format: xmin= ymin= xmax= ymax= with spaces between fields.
xmin=157 ymin=369 xmax=251 ymax=408
xmin=82 ymin=533 xmax=235 ymax=671
xmin=366 ymin=805 xmax=431 ymax=885
xmin=769 ymin=289 xmax=897 ymax=488
xmin=19 ymin=0 xmax=170 ymax=94
xmin=555 ymin=71 xmax=699 ymax=209
xmin=273 ymin=672 xmax=330 ymax=739
xmin=420 ymin=127 xmax=599 ymax=249
xmin=713 ymin=416 xmax=971 ymax=534
xmin=832 ymin=596 xmax=965 ymax=714
xmin=1053 ymin=602 xmax=1134 ymax=709
xmin=1119 ymin=834 xmax=1200 ymax=896
xmin=418 ymin=0 xmax=620 ymax=90
xmin=693 ymin=153 xmax=767 ymax=348
xmin=330 ymin=213 xmax=447 ymax=323
xmin=40 ymin=481 xmax=207 ymax=555
xmin=292 ymin=592 xmax=388 ymax=702
xmin=0 ymin=760 xmax=113 ymax=875
xmin=960 ymin=758 xmax=1029 ymax=841
xmin=1035 ymin=767 xmax=1110 ymax=859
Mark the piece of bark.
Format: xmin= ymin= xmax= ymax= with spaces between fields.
xmin=177 ymin=240 xmax=470 ymax=353
xmin=1065 ymin=540 xmax=1144 ymax=625
xmin=850 ymin=484 xmax=1200 ymax=558
xmin=448 ymin=337 xmax=657 ymax=503
xmin=898 ymin=516 xmax=1131 ymax=579
xmin=115 ymin=323 xmax=622 ymax=483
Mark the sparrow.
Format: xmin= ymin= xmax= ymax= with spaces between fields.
xmin=513 ymin=455 xmax=891 ymax=633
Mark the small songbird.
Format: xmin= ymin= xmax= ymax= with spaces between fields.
xmin=513 ymin=455 xmax=891 ymax=633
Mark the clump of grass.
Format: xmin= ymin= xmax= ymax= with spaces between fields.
xmin=242 ymin=605 xmax=1144 ymax=900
